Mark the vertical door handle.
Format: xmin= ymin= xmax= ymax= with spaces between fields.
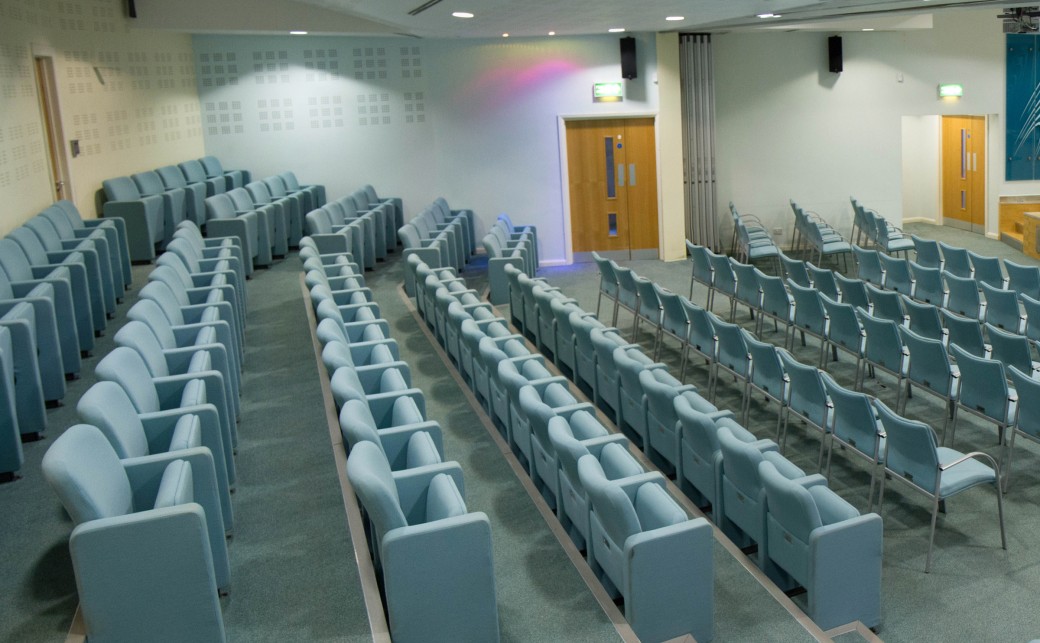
xmin=961 ymin=129 xmax=967 ymax=179
xmin=973 ymin=152 xmax=977 ymax=172
xmin=629 ymin=163 xmax=636 ymax=186
xmin=617 ymin=164 xmax=625 ymax=187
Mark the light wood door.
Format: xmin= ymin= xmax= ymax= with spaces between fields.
xmin=566 ymin=117 xmax=658 ymax=260
xmin=942 ymin=115 xmax=985 ymax=234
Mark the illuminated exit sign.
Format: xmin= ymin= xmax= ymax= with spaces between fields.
xmin=593 ymin=81 xmax=624 ymax=102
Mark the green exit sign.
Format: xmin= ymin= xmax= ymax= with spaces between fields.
xmin=593 ymin=81 xmax=624 ymax=102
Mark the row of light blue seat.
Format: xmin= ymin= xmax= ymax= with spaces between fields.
xmin=407 ymin=254 xmax=715 ymax=641
xmin=0 ymin=200 xmax=133 ymax=480
xmin=682 ymin=245 xmax=1009 ymax=574
xmin=729 ymin=202 xmax=781 ymax=270
xmin=789 ymin=200 xmax=853 ymax=270
xmin=850 ymin=198 xmax=915 ymax=256
xmin=303 ymin=238 xmax=499 ymax=643
xmin=40 ymin=219 xmax=249 ymax=642
xmin=482 ymin=214 xmax=538 ymax=305
xmin=100 ymin=156 xmax=252 ymax=262
xmin=398 ymin=198 xmax=476 ymax=295
xmin=303 ymin=185 xmax=403 ymax=272
xmin=748 ymin=248 xmax=1040 ymax=485
xmin=506 ymin=260 xmax=886 ymax=630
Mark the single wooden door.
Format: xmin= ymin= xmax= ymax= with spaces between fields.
xmin=942 ymin=115 xmax=986 ymax=234
xmin=566 ymin=117 xmax=659 ymax=261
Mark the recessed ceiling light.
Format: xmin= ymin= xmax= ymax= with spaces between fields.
xmin=757 ymin=12 xmax=775 ymax=18
xmin=502 ymin=32 xmax=509 ymax=37
xmin=862 ymin=28 xmax=874 ymax=31
xmin=290 ymin=30 xmax=308 ymax=35
xmin=548 ymin=31 xmax=556 ymax=36
xmin=666 ymin=16 xmax=684 ymax=22
xmin=608 ymin=27 xmax=626 ymax=33
xmin=452 ymin=11 xmax=473 ymax=18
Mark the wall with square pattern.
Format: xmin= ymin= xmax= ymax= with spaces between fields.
xmin=0 ymin=0 xmax=204 ymax=234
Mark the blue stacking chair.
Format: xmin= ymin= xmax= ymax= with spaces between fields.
xmin=686 ymin=241 xmax=715 ymax=304
xmin=706 ymin=251 xmax=737 ymax=318
xmin=902 ymin=296 xmax=946 ymax=343
xmin=967 ymin=251 xmax=1007 ymax=290
xmin=943 ymin=271 xmax=982 ymax=319
xmin=743 ymin=332 xmax=789 ymax=433
xmin=834 ymin=272 xmax=870 ymax=311
xmin=879 ymin=252 xmax=914 ymax=297
xmin=875 ymin=401 xmax=1005 ymax=573
xmin=980 ymin=281 xmax=1024 ymax=333
xmin=654 ymin=283 xmax=688 ymax=361
xmin=759 ymin=460 xmax=883 ymax=629
xmin=911 ymin=235 xmax=943 ymax=270
xmin=865 ymin=282 xmax=906 ymax=325
xmin=820 ymin=294 xmax=864 ymax=373
xmin=908 ymin=261 xmax=947 ymax=306
xmin=729 ymin=259 xmax=761 ymax=323
xmin=679 ymin=298 xmax=717 ymax=384
xmin=941 ymin=309 xmax=986 ymax=358
xmin=1005 ymin=366 xmax=1040 ymax=491
xmin=578 ymin=454 xmax=714 ymax=643
xmin=852 ymin=245 xmax=885 ymax=286
xmin=821 ymin=373 xmax=885 ymax=509
xmin=938 ymin=242 xmax=973 ymax=278
xmin=592 ymin=251 xmax=620 ymax=322
xmin=779 ymin=253 xmax=811 ymax=288
xmin=986 ymin=323 xmax=1037 ymax=379
xmin=1005 ymin=260 xmax=1040 ymax=298
xmin=786 ymin=281 xmax=828 ymax=365
xmin=856 ymin=308 xmax=907 ymax=397
xmin=778 ymin=349 xmax=830 ymax=464
xmin=755 ymin=270 xmax=794 ymax=339
xmin=897 ymin=326 xmax=960 ymax=442
xmin=806 ymin=262 xmax=840 ymax=301
xmin=948 ymin=344 xmax=1016 ymax=450
xmin=42 ymin=424 xmax=228 ymax=641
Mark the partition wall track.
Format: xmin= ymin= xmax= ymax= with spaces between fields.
xmin=679 ymin=33 xmax=721 ymax=252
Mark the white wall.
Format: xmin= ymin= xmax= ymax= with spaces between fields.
xmin=901 ymin=115 xmax=940 ymax=223
xmin=713 ymin=9 xmax=1040 ymax=246
xmin=0 ymin=0 xmax=204 ymax=235
xmin=193 ymin=33 xmax=659 ymax=263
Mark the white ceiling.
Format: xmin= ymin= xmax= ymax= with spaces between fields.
xmin=285 ymin=0 xmax=1031 ymax=38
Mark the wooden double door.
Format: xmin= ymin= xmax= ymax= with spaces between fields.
xmin=942 ymin=115 xmax=986 ymax=234
xmin=566 ymin=118 xmax=659 ymax=261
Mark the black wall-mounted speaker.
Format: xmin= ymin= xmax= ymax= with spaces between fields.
xmin=127 ymin=0 xmax=137 ymax=18
xmin=620 ymin=36 xmax=637 ymax=80
xmin=828 ymin=35 xmax=843 ymax=73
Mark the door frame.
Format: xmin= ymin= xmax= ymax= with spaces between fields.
xmin=557 ymin=112 xmax=660 ymax=265
xmin=32 ymin=44 xmax=73 ymax=204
